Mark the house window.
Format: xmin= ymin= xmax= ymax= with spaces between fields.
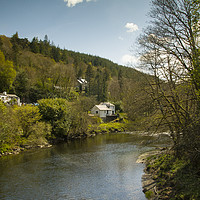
xmin=96 ymin=111 xmax=98 ymax=114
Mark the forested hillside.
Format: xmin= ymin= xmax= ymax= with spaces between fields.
xmin=0 ymin=33 xmax=152 ymax=118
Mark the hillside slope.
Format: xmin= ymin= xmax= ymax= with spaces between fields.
xmin=0 ymin=33 xmax=150 ymax=105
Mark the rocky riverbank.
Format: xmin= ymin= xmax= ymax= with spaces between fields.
xmin=0 ymin=124 xmax=126 ymax=158
xmin=0 ymin=143 xmax=52 ymax=157
xmin=137 ymin=149 xmax=168 ymax=199
xmin=138 ymin=147 xmax=200 ymax=200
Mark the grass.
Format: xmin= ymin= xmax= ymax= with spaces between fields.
xmin=96 ymin=122 xmax=126 ymax=133
xmin=88 ymin=119 xmax=127 ymax=135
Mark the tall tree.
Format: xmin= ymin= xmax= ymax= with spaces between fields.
xmin=13 ymin=70 xmax=29 ymax=102
xmin=0 ymin=50 xmax=16 ymax=92
xmin=85 ymin=63 xmax=94 ymax=95
xmin=11 ymin=32 xmax=20 ymax=66
xmin=139 ymin=0 xmax=200 ymax=163
xmin=0 ymin=37 xmax=3 ymax=50
xmin=51 ymin=46 xmax=61 ymax=62
xmin=102 ymin=68 xmax=110 ymax=101
xmin=30 ymin=37 xmax=39 ymax=53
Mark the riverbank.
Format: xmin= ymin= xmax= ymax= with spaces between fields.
xmin=137 ymin=148 xmax=168 ymax=199
xmin=0 ymin=143 xmax=52 ymax=157
xmin=138 ymin=149 xmax=200 ymax=199
xmin=0 ymin=121 xmax=127 ymax=157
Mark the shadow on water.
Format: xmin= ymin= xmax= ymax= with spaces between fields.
xmin=0 ymin=132 xmax=171 ymax=200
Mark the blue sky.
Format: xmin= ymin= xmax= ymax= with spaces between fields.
xmin=0 ymin=0 xmax=151 ymax=66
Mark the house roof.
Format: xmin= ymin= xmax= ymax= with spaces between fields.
xmin=100 ymin=102 xmax=115 ymax=106
xmin=95 ymin=105 xmax=112 ymax=111
xmin=0 ymin=93 xmax=19 ymax=98
xmin=77 ymin=78 xmax=87 ymax=84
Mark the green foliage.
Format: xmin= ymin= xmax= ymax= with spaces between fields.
xmin=0 ymin=33 xmax=155 ymax=144
xmin=0 ymin=33 xmax=150 ymax=106
xmin=30 ymin=37 xmax=40 ymax=53
xmin=145 ymin=191 xmax=154 ymax=199
xmin=0 ymin=50 xmax=16 ymax=92
xmin=76 ymin=96 xmax=97 ymax=112
xmin=146 ymin=152 xmax=200 ymax=199
xmin=13 ymin=70 xmax=29 ymax=102
xmin=24 ymin=121 xmax=51 ymax=146
xmin=14 ymin=105 xmax=42 ymax=138
xmin=68 ymin=106 xmax=89 ymax=137
xmin=38 ymin=98 xmax=71 ymax=138
xmin=94 ymin=122 xmax=126 ymax=134
xmin=0 ymin=102 xmax=20 ymax=152
xmin=0 ymin=102 xmax=51 ymax=153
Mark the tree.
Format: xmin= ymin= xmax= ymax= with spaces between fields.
xmin=51 ymin=46 xmax=61 ymax=62
xmin=14 ymin=105 xmax=41 ymax=138
xmin=11 ymin=32 xmax=20 ymax=65
xmin=0 ymin=50 xmax=16 ymax=92
xmin=139 ymin=0 xmax=200 ymax=162
xmin=107 ymin=77 xmax=121 ymax=102
xmin=43 ymin=35 xmax=51 ymax=57
xmin=0 ymin=37 xmax=3 ymax=50
xmin=85 ymin=64 xmax=94 ymax=95
xmin=30 ymin=37 xmax=39 ymax=53
xmin=0 ymin=101 xmax=20 ymax=152
xmin=44 ymin=35 xmax=49 ymax=44
xmin=61 ymin=49 xmax=68 ymax=64
xmin=13 ymin=70 xmax=29 ymax=102
xmin=38 ymin=98 xmax=71 ymax=139
xmin=102 ymin=68 xmax=110 ymax=101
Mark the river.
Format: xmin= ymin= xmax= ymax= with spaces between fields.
xmin=0 ymin=133 xmax=169 ymax=200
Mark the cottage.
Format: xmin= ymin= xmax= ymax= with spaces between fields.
xmin=0 ymin=92 xmax=21 ymax=106
xmin=91 ymin=102 xmax=116 ymax=119
xmin=77 ymin=78 xmax=87 ymax=92
xmin=99 ymin=102 xmax=115 ymax=115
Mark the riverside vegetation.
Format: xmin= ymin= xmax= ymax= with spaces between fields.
xmin=0 ymin=98 xmax=127 ymax=156
xmin=138 ymin=0 xmax=200 ymax=199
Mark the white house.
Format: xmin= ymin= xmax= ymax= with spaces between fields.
xmin=77 ymin=78 xmax=87 ymax=91
xmin=99 ymin=102 xmax=115 ymax=115
xmin=0 ymin=92 xmax=21 ymax=106
xmin=91 ymin=102 xmax=115 ymax=118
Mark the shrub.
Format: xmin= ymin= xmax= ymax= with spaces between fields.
xmin=38 ymin=98 xmax=71 ymax=138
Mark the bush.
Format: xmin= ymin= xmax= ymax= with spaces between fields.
xmin=0 ymin=101 xmax=20 ymax=152
xmin=14 ymin=105 xmax=41 ymax=138
xmin=38 ymin=98 xmax=71 ymax=139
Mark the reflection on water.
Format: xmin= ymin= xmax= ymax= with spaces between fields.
xmin=0 ymin=133 xmax=166 ymax=200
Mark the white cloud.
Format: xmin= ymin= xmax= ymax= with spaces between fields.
xmin=121 ymin=54 xmax=139 ymax=66
xmin=118 ymin=36 xmax=124 ymax=41
xmin=125 ymin=22 xmax=139 ymax=33
xmin=64 ymin=0 xmax=93 ymax=7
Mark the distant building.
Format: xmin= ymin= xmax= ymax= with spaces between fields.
xmin=77 ymin=78 xmax=88 ymax=92
xmin=91 ymin=102 xmax=116 ymax=120
xmin=0 ymin=92 xmax=21 ymax=106
xmin=99 ymin=102 xmax=115 ymax=115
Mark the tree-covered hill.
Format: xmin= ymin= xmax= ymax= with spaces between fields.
xmin=0 ymin=32 xmax=150 ymax=109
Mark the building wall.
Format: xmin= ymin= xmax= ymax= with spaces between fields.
xmin=91 ymin=107 xmax=110 ymax=118
xmin=99 ymin=110 xmax=107 ymax=118
xmin=0 ymin=94 xmax=21 ymax=106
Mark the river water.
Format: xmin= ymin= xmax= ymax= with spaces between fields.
xmin=0 ymin=133 xmax=167 ymax=200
